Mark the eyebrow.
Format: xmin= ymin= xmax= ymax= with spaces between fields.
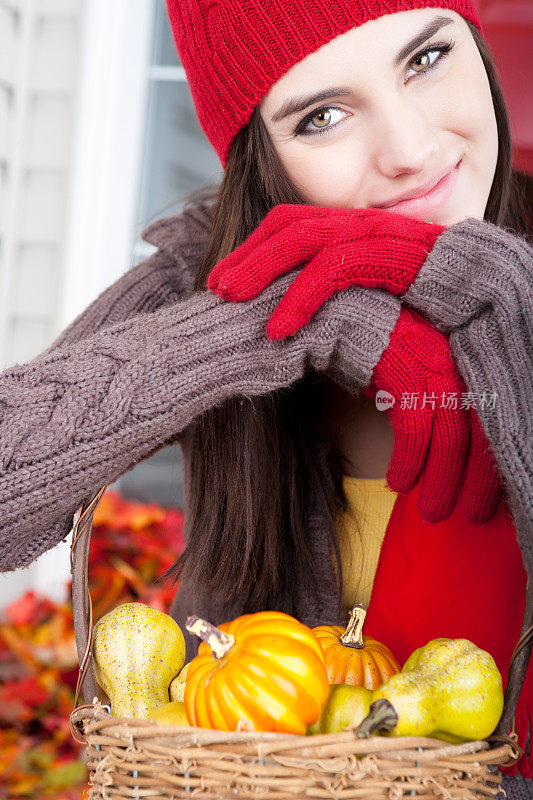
xmin=270 ymin=15 xmax=455 ymax=124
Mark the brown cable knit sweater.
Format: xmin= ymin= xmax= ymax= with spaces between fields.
xmin=1 ymin=196 xmax=531 ymax=591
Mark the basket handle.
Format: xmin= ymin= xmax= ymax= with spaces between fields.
xmin=70 ymin=486 xmax=533 ymax=734
xmin=70 ymin=486 xmax=109 ymax=707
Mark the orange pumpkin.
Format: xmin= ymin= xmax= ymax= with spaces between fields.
xmin=184 ymin=611 xmax=329 ymax=734
xmin=313 ymin=604 xmax=400 ymax=689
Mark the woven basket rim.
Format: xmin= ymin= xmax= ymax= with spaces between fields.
xmin=69 ymin=699 xmax=523 ymax=769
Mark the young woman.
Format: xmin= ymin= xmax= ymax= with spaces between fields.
xmin=166 ymin=0 xmax=532 ymax=788
xmin=0 ymin=0 xmax=531 ymax=791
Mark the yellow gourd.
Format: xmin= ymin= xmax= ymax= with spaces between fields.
xmin=92 ymin=602 xmax=185 ymax=719
xmin=148 ymin=701 xmax=190 ymax=726
xmin=169 ymin=662 xmax=190 ymax=703
xmin=357 ymin=638 xmax=503 ymax=742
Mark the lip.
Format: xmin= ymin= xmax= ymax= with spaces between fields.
xmin=376 ymin=159 xmax=462 ymax=214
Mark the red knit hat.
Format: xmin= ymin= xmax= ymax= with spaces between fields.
xmin=166 ymin=0 xmax=483 ymax=168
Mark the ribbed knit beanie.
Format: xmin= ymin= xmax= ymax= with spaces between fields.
xmin=166 ymin=0 xmax=483 ymax=167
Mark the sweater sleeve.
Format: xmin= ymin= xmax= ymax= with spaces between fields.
xmin=0 ymin=203 xmax=214 ymax=571
xmin=403 ymin=217 xmax=533 ymax=570
xmin=0 ymin=274 xmax=400 ymax=573
xmin=500 ymin=773 xmax=533 ymax=799
xmin=42 ymin=199 xmax=214 ymax=354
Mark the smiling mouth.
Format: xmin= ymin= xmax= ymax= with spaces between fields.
xmin=372 ymin=159 xmax=462 ymax=216
xmin=376 ymin=159 xmax=462 ymax=209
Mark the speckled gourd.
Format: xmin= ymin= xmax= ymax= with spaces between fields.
xmin=92 ymin=602 xmax=186 ymax=719
xmin=169 ymin=662 xmax=190 ymax=703
xmin=358 ymin=638 xmax=503 ymax=742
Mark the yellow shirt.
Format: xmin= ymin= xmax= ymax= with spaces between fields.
xmin=334 ymin=477 xmax=398 ymax=614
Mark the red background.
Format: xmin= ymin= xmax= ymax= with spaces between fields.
xmin=476 ymin=0 xmax=533 ymax=175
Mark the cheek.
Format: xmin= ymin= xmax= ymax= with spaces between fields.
xmin=279 ymin=141 xmax=367 ymax=207
xmin=425 ymin=53 xmax=498 ymax=221
xmin=434 ymin=50 xmax=497 ymax=158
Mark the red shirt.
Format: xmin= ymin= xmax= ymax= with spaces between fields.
xmin=364 ymin=480 xmax=532 ymax=777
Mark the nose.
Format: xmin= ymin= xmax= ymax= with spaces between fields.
xmin=373 ymin=96 xmax=439 ymax=178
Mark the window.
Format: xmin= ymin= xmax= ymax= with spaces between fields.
xmin=118 ymin=1 xmax=223 ymax=508
xmin=133 ymin=2 xmax=222 ymax=257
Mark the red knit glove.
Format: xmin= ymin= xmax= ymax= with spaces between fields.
xmin=207 ymin=204 xmax=446 ymax=340
xmin=208 ymin=204 xmax=502 ymax=525
xmin=364 ymin=307 xmax=503 ymax=524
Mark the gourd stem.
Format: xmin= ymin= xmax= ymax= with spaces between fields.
xmin=185 ymin=615 xmax=235 ymax=659
xmin=356 ymin=698 xmax=398 ymax=738
xmin=340 ymin=604 xmax=367 ymax=649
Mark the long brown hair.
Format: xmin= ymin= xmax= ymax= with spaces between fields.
xmin=163 ymin=20 xmax=531 ymax=620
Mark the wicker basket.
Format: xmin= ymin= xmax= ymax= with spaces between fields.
xmin=69 ymin=486 xmax=532 ymax=799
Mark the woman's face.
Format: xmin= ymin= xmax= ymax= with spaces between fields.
xmin=259 ymin=8 xmax=498 ymax=225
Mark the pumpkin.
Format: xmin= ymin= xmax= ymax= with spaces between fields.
xmin=313 ymin=604 xmax=400 ymax=689
xmin=184 ymin=611 xmax=329 ymax=734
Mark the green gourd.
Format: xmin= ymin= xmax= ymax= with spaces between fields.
xmin=307 ymin=684 xmax=373 ymax=735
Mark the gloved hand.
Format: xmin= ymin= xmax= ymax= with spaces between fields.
xmin=208 ymin=204 xmax=502 ymax=524
xmin=207 ymin=204 xmax=446 ymax=340
xmin=363 ymin=306 xmax=503 ymax=524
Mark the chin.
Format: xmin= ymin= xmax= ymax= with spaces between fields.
xmin=428 ymin=194 xmax=488 ymax=226
xmin=406 ymin=206 xmax=484 ymax=227
xmin=431 ymin=211 xmax=484 ymax=226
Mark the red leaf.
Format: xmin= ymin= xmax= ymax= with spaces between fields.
xmin=1 ymin=676 xmax=49 ymax=707
xmin=4 ymin=591 xmax=53 ymax=626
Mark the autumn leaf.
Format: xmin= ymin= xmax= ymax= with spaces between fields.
xmin=1 ymin=489 xmax=185 ymax=800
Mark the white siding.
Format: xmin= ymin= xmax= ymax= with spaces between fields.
xmin=0 ymin=0 xmax=154 ymax=609
xmin=0 ymin=0 xmax=85 ymax=607
xmin=0 ymin=0 xmax=84 ymax=370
